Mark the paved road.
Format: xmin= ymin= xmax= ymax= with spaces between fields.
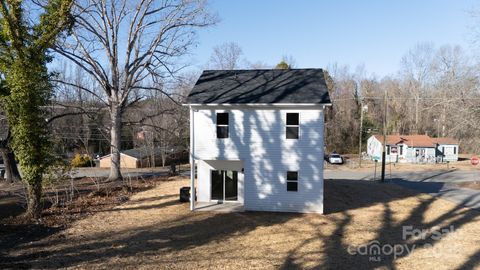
xmin=71 ymin=167 xmax=190 ymax=179
xmin=325 ymin=169 xmax=480 ymax=211
xmin=325 ymin=169 xmax=480 ymax=183
xmin=391 ymin=179 xmax=480 ymax=211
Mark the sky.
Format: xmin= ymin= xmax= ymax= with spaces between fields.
xmin=189 ymin=0 xmax=479 ymax=77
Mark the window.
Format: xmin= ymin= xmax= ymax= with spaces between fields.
xmin=453 ymin=147 xmax=456 ymax=155
xmin=399 ymin=145 xmax=403 ymax=155
xmin=387 ymin=146 xmax=390 ymax=155
xmin=286 ymin=113 xmax=299 ymax=139
xmin=286 ymin=171 xmax=298 ymax=191
xmin=216 ymin=112 xmax=229 ymax=138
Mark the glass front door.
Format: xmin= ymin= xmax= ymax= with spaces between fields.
xmin=211 ymin=170 xmax=238 ymax=201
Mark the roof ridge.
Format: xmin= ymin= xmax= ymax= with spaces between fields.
xmin=186 ymin=69 xmax=331 ymax=105
xmin=203 ymin=68 xmax=324 ymax=72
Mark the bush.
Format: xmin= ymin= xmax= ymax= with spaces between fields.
xmin=71 ymin=154 xmax=94 ymax=167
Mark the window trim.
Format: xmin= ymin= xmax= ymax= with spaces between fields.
xmin=216 ymin=112 xmax=229 ymax=139
xmin=286 ymin=112 xmax=300 ymax=139
xmin=286 ymin=170 xmax=298 ymax=192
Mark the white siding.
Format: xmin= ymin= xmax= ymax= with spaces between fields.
xmin=367 ymin=136 xmax=382 ymax=160
xmin=197 ymin=160 xmax=244 ymax=203
xmin=437 ymin=144 xmax=459 ymax=162
xmin=192 ymin=107 xmax=324 ymax=213
xmin=404 ymin=147 xmax=436 ymax=162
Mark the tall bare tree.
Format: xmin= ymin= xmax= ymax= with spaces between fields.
xmin=55 ymin=0 xmax=216 ymax=180
xmin=400 ymin=43 xmax=434 ymax=133
xmin=208 ymin=42 xmax=244 ymax=69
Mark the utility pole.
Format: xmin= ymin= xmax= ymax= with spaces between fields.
xmin=381 ymin=89 xmax=388 ymax=183
xmin=358 ymin=100 xmax=364 ymax=168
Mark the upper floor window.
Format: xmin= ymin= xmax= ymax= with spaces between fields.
xmin=286 ymin=113 xmax=299 ymax=139
xmin=286 ymin=171 xmax=298 ymax=191
xmin=216 ymin=112 xmax=229 ymax=138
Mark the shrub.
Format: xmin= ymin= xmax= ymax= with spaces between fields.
xmin=71 ymin=154 xmax=94 ymax=167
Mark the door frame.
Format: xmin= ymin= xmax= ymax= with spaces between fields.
xmin=210 ymin=169 xmax=238 ymax=202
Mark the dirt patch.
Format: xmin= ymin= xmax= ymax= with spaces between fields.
xmin=2 ymin=177 xmax=479 ymax=269
xmin=0 ymin=181 xmax=25 ymax=220
xmin=0 ymin=175 xmax=168 ymax=267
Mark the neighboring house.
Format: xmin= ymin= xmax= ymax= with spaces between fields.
xmin=432 ymin=137 xmax=459 ymax=162
xmin=367 ymin=135 xmax=459 ymax=163
xmin=184 ymin=69 xmax=331 ymax=214
xmin=99 ymin=147 xmax=186 ymax=168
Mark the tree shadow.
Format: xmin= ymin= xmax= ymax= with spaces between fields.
xmin=286 ymin=179 xmax=480 ymax=269
xmin=2 ymin=208 xmax=298 ymax=268
xmin=2 ymin=177 xmax=479 ymax=269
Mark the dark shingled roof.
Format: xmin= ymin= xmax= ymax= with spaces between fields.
xmin=185 ymin=69 xmax=331 ymax=104
xmin=121 ymin=148 xmax=159 ymax=159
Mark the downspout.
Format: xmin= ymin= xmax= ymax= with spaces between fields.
xmin=189 ymin=106 xmax=196 ymax=211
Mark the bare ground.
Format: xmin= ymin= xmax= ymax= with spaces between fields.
xmin=1 ymin=177 xmax=479 ymax=269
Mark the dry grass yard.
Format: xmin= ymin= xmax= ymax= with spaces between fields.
xmin=2 ymin=177 xmax=480 ymax=269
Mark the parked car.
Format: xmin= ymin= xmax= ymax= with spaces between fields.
xmin=327 ymin=153 xmax=344 ymax=164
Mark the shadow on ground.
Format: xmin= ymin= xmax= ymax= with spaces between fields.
xmin=1 ymin=179 xmax=479 ymax=269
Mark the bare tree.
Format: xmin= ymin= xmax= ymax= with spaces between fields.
xmin=0 ymin=111 xmax=21 ymax=182
xmin=281 ymin=55 xmax=297 ymax=68
xmin=399 ymin=43 xmax=435 ymax=133
xmin=54 ymin=0 xmax=216 ymax=181
xmin=208 ymin=42 xmax=244 ymax=69
xmin=247 ymin=60 xmax=269 ymax=69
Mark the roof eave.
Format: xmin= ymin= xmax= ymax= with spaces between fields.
xmin=182 ymin=103 xmax=333 ymax=107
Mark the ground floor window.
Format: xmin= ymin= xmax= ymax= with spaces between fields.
xmin=287 ymin=171 xmax=298 ymax=191
xmin=211 ymin=170 xmax=238 ymax=201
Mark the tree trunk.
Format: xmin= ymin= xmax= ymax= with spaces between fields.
xmin=0 ymin=147 xmax=22 ymax=182
xmin=108 ymin=106 xmax=123 ymax=181
xmin=25 ymin=179 xmax=42 ymax=219
xmin=161 ymin=151 xmax=166 ymax=167
xmin=414 ymin=97 xmax=419 ymax=134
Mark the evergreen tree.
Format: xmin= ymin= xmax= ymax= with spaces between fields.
xmin=275 ymin=60 xmax=290 ymax=69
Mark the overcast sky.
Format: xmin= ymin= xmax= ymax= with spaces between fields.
xmin=189 ymin=0 xmax=478 ymax=77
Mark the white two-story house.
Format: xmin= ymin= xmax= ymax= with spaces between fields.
xmin=185 ymin=69 xmax=331 ymax=214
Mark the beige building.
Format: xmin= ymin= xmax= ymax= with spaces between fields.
xmin=99 ymin=148 xmax=162 ymax=169
xmin=99 ymin=147 xmax=187 ymax=168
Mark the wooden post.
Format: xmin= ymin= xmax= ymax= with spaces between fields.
xmin=381 ymin=89 xmax=388 ymax=183
xmin=359 ymin=99 xmax=364 ymax=168
xmin=389 ymin=161 xmax=392 ymax=180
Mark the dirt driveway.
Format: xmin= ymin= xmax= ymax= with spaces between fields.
xmin=3 ymin=177 xmax=480 ymax=269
